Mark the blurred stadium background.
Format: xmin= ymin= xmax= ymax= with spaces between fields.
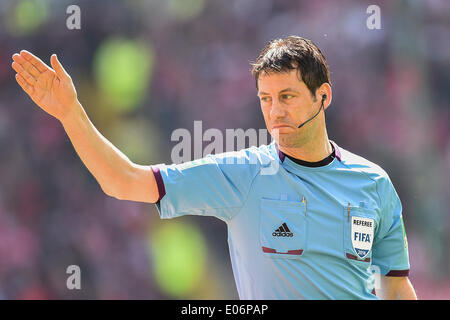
xmin=0 ymin=0 xmax=449 ymax=299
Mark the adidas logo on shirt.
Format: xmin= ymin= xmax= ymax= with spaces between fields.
xmin=272 ymin=223 xmax=293 ymax=237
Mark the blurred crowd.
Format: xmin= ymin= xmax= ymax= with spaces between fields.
xmin=0 ymin=0 xmax=449 ymax=299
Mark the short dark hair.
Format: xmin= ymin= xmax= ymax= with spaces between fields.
xmin=251 ymin=36 xmax=331 ymax=99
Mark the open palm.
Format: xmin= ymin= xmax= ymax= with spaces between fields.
xmin=12 ymin=50 xmax=78 ymax=121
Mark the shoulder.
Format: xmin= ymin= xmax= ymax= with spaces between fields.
xmin=337 ymin=144 xmax=397 ymax=205
xmin=338 ymin=145 xmax=391 ymax=184
xmin=184 ymin=144 xmax=277 ymax=186
xmin=208 ymin=143 xmax=278 ymax=167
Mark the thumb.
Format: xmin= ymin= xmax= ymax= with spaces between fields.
xmin=50 ymin=54 xmax=70 ymax=80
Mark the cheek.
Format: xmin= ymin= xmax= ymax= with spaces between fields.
xmin=260 ymin=105 xmax=270 ymax=120
xmin=290 ymin=99 xmax=309 ymax=119
xmin=261 ymin=106 xmax=270 ymax=126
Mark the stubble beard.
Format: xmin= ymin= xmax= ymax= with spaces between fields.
xmin=272 ymin=128 xmax=311 ymax=149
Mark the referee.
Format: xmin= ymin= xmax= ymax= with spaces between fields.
xmin=12 ymin=36 xmax=416 ymax=299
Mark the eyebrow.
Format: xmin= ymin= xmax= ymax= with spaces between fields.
xmin=258 ymin=88 xmax=300 ymax=96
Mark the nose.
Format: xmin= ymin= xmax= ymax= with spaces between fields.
xmin=270 ymin=100 xmax=286 ymax=120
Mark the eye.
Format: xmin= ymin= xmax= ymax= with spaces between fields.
xmin=260 ymin=96 xmax=271 ymax=102
xmin=281 ymin=94 xmax=294 ymax=100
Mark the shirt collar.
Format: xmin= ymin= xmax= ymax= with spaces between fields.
xmin=275 ymin=140 xmax=342 ymax=163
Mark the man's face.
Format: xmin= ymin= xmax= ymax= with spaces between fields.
xmin=257 ymin=69 xmax=322 ymax=148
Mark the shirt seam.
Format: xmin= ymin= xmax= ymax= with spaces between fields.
xmin=373 ymin=261 xmax=410 ymax=276
xmin=385 ymin=269 xmax=410 ymax=277
xmin=227 ymin=163 xmax=263 ymax=223
xmin=338 ymin=161 xmax=382 ymax=211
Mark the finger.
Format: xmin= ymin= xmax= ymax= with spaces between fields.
xmin=15 ymin=74 xmax=34 ymax=95
xmin=12 ymin=53 xmax=41 ymax=79
xmin=19 ymin=50 xmax=49 ymax=73
xmin=12 ymin=61 xmax=37 ymax=86
xmin=50 ymin=54 xmax=70 ymax=80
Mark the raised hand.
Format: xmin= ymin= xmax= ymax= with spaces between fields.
xmin=12 ymin=50 xmax=78 ymax=122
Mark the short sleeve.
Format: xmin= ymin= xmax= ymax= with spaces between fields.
xmin=372 ymin=175 xmax=410 ymax=276
xmin=151 ymin=148 xmax=261 ymax=223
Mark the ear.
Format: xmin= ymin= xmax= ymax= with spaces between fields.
xmin=317 ymin=83 xmax=332 ymax=110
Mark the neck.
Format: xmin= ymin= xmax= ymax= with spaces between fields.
xmin=279 ymin=131 xmax=333 ymax=162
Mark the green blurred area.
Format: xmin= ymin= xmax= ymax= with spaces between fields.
xmin=5 ymin=0 xmax=48 ymax=36
xmin=94 ymin=38 xmax=155 ymax=113
xmin=149 ymin=221 xmax=207 ymax=298
xmin=167 ymin=0 xmax=206 ymax=21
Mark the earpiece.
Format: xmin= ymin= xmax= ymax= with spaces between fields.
xmin=297 ymin=94 xmax=327 ymax=129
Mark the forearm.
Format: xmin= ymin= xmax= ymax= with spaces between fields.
xmin=60 ymin=100 xmax=133 ymax=197
xmin=391 ymin=279 xmax=417 ymax=300
xmin=379 ymin=276 xmax=417 ymax=300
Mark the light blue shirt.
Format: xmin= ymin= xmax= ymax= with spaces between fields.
xmin=151 ymin=140 xmax=410 ymax=299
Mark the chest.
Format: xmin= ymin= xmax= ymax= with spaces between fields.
xmin=230 ymin=170 xmax=381 ymax=264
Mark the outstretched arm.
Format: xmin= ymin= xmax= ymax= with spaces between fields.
xmin=12 ymin=50 xmax=159 ymax=203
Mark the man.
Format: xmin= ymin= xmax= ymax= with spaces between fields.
xmin=12 ymin=36 xmax=416 ymax=299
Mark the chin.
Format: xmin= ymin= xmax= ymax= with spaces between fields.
xmin=272 ymin=134 xmax=295 ymax=148
xmin=272 ymin=133 xmax=307 ymax=149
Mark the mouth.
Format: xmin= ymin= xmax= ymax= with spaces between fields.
xmin=271 ymin=124 xmax=295 ymax=134
xmin=271 ymin=124 xmax=293 ymax=130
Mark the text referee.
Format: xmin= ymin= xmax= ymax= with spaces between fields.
xmin=12 ymin=36 xmax=416 ymax=299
